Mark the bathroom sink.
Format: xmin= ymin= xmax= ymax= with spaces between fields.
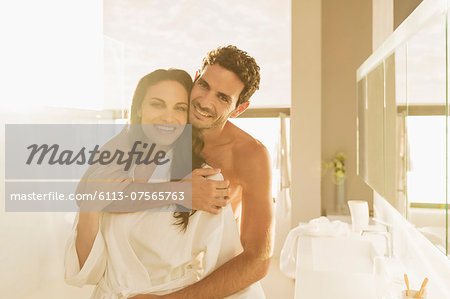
xmin=311 ymin=237 xmax=378 ymax=273
xmin=295 ymin=236 xmax=382 ymax=299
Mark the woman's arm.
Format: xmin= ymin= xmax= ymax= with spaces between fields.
xmin=65 ymin=211 xmax=107 ymax=286
xmin=75 ymin=212 xmax=100 ymax=269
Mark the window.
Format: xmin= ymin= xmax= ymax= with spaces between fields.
xmin=406 ymin=115 xmax=446 ymax=205
xmin=230 ymin=116 xmax=290 ymax=202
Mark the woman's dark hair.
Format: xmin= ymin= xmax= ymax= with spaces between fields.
xmin=171 ymin=128 xmax=204 ymax=231
xmin=129 ymin=69 xmax=193 ymax=125
xmin=128 ymin=69 xmax=204 ymax=231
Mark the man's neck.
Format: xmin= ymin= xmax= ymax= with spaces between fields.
xmin=202 ymin=121 xmax=231 ymax=146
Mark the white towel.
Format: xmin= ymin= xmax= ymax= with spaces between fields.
xmin=279 ymin=217 xmax=350 ymax=278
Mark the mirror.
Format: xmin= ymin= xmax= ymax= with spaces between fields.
xmin=366 ymin=64 xmax=385 ymax=196
xmin=404 ymin=13 xmax=447 ymax=255
xmin=384 ymin=49 xmax=406 ymax=213
xmin=357 ymin=10 xmax=448 ymax=256
xmin=357 ymin=78 xmax=368 ymax=182
xmin=357 ymin=66 xmax=385 ymax=196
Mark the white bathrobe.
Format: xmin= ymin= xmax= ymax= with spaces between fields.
xmin=64 ymin=162 xmax=265 ymax=298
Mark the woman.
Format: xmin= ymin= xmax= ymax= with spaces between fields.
xmin=64 ymin=69 xmax=264 ymax=298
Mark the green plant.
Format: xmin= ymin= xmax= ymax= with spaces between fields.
xmin=326 ymin=152 xmax=347 ymax=185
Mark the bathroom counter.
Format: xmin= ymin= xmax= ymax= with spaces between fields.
xmin=291 ymin=219 xmax=408 ymax=299
xmin=294 ymin=233 xmax=381 ymax=299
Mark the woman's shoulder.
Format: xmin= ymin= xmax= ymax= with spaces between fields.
xmin=100 ymin=126 xmax=131 ymax=152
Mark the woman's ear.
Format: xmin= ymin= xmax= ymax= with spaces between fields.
xmin=230 ymin=101 xmax=250 ymax=118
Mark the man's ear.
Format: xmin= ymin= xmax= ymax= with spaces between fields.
xmin=194 ymin=69 xmax=201 ymax=81
xmin=230 ymin=101 xmax=250 ymax=118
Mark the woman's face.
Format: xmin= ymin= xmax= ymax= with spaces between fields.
xmin=138 ymin=80 xmax=188 ymax=145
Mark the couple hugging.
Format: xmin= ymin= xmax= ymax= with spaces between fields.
xmin=65 ymin=45 xmax=274 ymax=299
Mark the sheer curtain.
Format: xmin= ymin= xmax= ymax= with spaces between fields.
xmin=273 ymin=113 xmax=292 ymax=257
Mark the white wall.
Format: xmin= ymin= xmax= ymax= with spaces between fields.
xmin=0 ymin=2 xmax=105 ymax=295
xmin=0 ymin=108 xmax=112 ymax=298
xmin=321 ymin=0 xmax=373 ymax=215
xmin=373 ymin=0 xmax=394 ymax=49
xmin=291 ymin=0 xmax=322 ymax=225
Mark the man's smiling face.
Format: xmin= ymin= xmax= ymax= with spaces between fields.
xmin=189 ymin=64 xmax=245 ymax=129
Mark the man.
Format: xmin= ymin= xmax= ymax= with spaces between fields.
xmin=73 ymin=46 xmax=273 ymax=299
xmin=164 ymin=45 xmax=274 ymax=298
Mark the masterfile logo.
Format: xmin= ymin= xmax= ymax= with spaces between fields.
xmin=4 ymin=124 xmax=192 ymax=212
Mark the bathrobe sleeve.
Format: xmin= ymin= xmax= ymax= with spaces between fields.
xmin=64 ymin=213 xmax=107 ymax=287
xmin=64 ymin=129 xmax=134 ymax=286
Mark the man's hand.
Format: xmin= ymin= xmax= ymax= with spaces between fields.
xmin=183 ymin=168 xmax=230 ymax=214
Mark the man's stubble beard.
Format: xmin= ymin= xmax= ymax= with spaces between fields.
xmin=189 ymin=100 xmax=234 ymax=130
xmin=191 ymin=112 xmax=232 ymax=130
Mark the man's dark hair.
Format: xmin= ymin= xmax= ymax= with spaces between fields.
xmin=201 ymin=45 xmax=260 ymax=107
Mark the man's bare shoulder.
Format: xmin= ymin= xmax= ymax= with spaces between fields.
xmin=227 ymin=122 xmax=271 ymax=177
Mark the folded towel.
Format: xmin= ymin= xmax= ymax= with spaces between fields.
xmin=279 ymin=217 xmax=350 ymax=278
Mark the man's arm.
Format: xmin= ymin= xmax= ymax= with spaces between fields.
xmin=101 ymin=168 xmax=230 ymax=213
xmin=162 ymin=144 xmax=274 ymax=299
xmin=77 ymin=128 xmax=229 ymax=213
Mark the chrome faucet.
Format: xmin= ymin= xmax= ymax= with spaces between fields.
xmin=361 ymin=218 xmax=394 ymax=258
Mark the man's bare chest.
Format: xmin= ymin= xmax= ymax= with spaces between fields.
xmin=202 ymin=147 xmax=242 ymax=202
